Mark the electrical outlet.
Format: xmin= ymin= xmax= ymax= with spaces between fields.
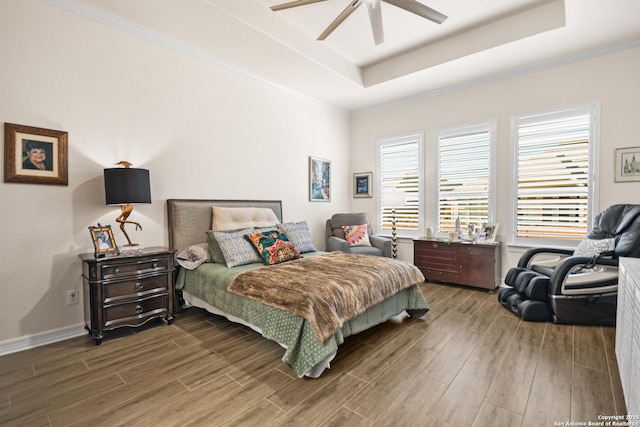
xmin=66 ymin=290 xmax=79 ymax=305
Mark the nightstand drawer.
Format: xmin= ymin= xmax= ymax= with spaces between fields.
xmin=104 ymin=293 xmax=168 ymax=327
xmin=100 ymin=257 xmax=169 ymax=279
xmin=103 ymin=274 xmax=168 ymax=303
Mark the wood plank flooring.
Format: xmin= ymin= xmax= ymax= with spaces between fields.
xmin=0 ymin=282 xmax=627 ymax=426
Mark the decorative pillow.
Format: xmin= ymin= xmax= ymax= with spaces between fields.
xmin=342 ymin=224 xmax=371 ymax=247
xmin=206 ymin=228 xmax=252 ymax=264
xmin=574 ymin=238 xmax=615 ymax=257
xmin=214 ymin=228 xmax=262 ymax=267
xmin=211 ymin=206 xmax=279 ymax=231
xmin=245 ymin=229 xmax=301 ymax=265
xmin=279 ymin=221 xmax=317 ymax=253
xmin=176 ymin=243 xmax=211 ymax=270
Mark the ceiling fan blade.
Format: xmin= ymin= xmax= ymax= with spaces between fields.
xmin=271 ymin=0 xmax=328 ymax=12
xmin=367 ymin=0 xmax=384 ymax=45
xmin=318 ymin=0 xmax=361 ymax=41
xmin=382 ymin=0 xmax=447 ymax=24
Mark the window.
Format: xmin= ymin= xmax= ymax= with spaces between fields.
xmin=436 ymin=122 xmax=496 ymax=232
xmin=512 ymin=104 xmax=598 ymax=245
xmin=377 ymin=134 xmax=423 ymax=235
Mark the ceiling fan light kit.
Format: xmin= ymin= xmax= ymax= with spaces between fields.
xmin=271 ymin=0 xmax=447 ymax=45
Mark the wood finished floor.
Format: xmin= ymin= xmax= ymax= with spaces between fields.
xmin=0 ymin=282 xmax=627 ymax=427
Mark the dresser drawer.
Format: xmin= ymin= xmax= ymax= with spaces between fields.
xmin=103 ymin=274 xmax=168 ymax=303
xmin=104 ymin=293 xmax=168 ymax=327
xmin=415 ymin=241 xmax=458 ymax=273
xmin=100 ymin=257 xmax=169 ymax=279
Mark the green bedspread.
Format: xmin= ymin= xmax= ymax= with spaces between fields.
xmin=176 ymin=252 xmax=429 ymax=377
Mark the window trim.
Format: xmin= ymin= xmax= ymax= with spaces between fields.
xmin=376 ymin=132 xmax=424 ymax=238
xmin=509 ymin=103 xmax=600 ymax=248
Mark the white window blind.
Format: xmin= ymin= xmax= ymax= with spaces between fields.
xmin=513 ymin=105 xmax=596 ymax=242
xmin=437 ymin=123 xmax=494 ymax=232
xmin=377 ymin=134 xmax=422 ymax=233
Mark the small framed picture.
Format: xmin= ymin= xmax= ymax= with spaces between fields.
xmin=4 ymin=123 xmax=68 ymax=186
xmin=480 ymin=223 xmax=499 ymax=243
xmin=309 ymin=156 xmax=331 ymax=202
xmin=89 ymin=224 xmax=118 ymax=257
xmin=353 ymin=172 xmax=372 ymax=198
xmin=615 ymin=147 xmax=640 ymax=182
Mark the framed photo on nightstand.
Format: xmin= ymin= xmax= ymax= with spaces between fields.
xmin=89 ymin=224 xmax=118 ymax=257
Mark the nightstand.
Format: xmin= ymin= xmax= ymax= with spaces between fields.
xmin=79 ymin=246 xmax=176 ymax=344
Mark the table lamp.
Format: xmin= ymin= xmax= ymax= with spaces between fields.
xmin=382 ymin=190 xmax=406 ymax=258
xmin=104 ymin=161 xmax=151 ymax=248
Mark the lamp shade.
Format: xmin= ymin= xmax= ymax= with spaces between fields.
xmin=381 ymin=190 xmax=406 ymax=207
xmin=104 ymin=167 xmax=151 ymax=205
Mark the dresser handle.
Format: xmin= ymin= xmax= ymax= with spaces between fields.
xmin=134 ymin=305 xmax=143 ymax=315
xmin=135 ymin=282 xmax=144 ymax=292
xmin=113 ymin=268 xmax=120 ymax=274
xmin=152 ymin=262 xmax=158 ymax=268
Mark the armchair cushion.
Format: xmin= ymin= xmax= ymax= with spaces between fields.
xmin=342 ymin=224 xmax=372 ymax=247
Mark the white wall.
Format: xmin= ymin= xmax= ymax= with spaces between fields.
xmin=2 ymin=0 xmax=639 ymax=348
xmin=350 ymin=45 xmax=640 ymax=274
xmin=0 ymin=1 xmax=351 ymax=344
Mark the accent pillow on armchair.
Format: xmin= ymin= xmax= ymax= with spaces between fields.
xmin=325 ymin=213 xmax=392 ymax=257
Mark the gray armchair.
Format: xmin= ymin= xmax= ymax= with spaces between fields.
xmin=325 ymin=213 xmax=392 ymax=257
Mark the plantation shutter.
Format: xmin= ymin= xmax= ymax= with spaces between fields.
xmin=515 ymin=107 xmax=593 ymax=241
xmin=378 ymin=135 xmax=421 ymax=232
xmin=437 ymin=124 xmax=492 ymax=231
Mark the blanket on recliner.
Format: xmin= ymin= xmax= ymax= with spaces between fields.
xmin=588 ymin=204 xmax=640 ymax=257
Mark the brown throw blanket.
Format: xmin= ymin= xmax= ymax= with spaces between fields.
xmin=227 ymin=252 xmax=426 ymax=343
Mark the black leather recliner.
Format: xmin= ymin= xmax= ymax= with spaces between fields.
xmin=499 ymin=204 xmax=640 ymax=326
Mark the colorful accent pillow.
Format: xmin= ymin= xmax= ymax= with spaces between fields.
xmin=213 ymin=228 xmax=262 ymax=267
xmin=245 ymin=229 xmax=301 ymax=265
xmin=279 ymin=221 xmax=317 ymax=253
xmin=342 ymin=224 xmax=371 ymax=247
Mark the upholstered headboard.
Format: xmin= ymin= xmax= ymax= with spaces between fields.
xmin=167 ymin=199 xmax=283 ymax=252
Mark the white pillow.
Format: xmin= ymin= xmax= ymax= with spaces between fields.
xmin=211 ymin=206 xmax=279 ymax=231
xmin=574 ymin=238 xmax=615 ymax=257
xmin=176 ymin=243 xmax=211 ymax=270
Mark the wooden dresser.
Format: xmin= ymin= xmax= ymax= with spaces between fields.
xmin=79 ymin=246 xmax=175 ymax=344
xmin=413 ymin=239 xmax=501 ymax=290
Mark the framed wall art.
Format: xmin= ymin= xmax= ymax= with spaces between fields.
xmin=309 ymin=156 xmax=331 ymax=202
xmin=89 ymin=224 xmax=118 ymax=257
xmin=353 ymin=172 xmax=372 ymax=198
xmin=4 ymin=123 xmax=68 ymax=185
xmin=615 ymin=147 xmax=640 ymax=182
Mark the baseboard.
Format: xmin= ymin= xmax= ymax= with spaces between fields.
xmin=0 ymin=324 xmax=87 ymax=356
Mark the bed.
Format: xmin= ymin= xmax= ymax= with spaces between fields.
xmin=167 ymin=199 xmax=429 ymax=377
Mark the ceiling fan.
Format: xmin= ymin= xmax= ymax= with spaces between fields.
xmin=270 ymin=0 xmax=447 ymax=45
